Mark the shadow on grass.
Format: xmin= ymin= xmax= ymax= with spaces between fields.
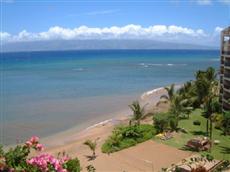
xmin=220 ymin=146 xmax=230 ymax=154
xmin=191 ymin=131 xmax=207 ymax=136
xmin=179 ymin=145 xmax=199 ymax=152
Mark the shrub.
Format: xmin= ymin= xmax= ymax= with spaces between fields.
xmin=153 ymin=113 xmax=169 ymax=133
xmin=169 ymin=117 xmax=178 ymax=131
xmin=0 ymin=136 xmax=81 ymax=172
xmin=222 ymin=111 xmax=230 ymax=135
xmin=193 ymin=120 xmax=201 ymax=126
xmin=212 ymin=113 xmax=224 ymax=129
xmin=101 ymin=124 xmax=155 ymax=153
xmin=63 ymin=158 xmax=81 ymax=172
xmin=153 ymin=112 xmax=178 ymax=133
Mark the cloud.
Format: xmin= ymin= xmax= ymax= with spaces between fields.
xmin=196 ymin=0 xmax=212 ymax=5
xmin=0 ymin=32 xmax=11 ymax=42
xmin=215 ymin=26 xmax=224 ymax=33
xmin=69 ymin=9 xmax=119 ymax=17
xmin=1 ymin=25 xmax=209 ymax=43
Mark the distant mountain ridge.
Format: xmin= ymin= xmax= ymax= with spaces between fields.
xmin=1 ymin=39 xmax=218 ymax=52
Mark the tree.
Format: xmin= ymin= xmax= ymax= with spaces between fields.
xmin=170 ymin=95 xmax=193 ymax=123
xmin=84 ymin=139 xmax=97 ymax=159
xmin=129 ymin=101 xmax=145 ymax=125
xmin=222 ymin=111 xmax=230 ymax=135
xmin=160 ymin=84 xmax=175 ymax=102
xmin=194 ymin=67 xmax=217 ymax=107
xmin=194 ymin=67 xmax=220 ymax=139
xmin=203 ymin=90 xmax=221 ymax=139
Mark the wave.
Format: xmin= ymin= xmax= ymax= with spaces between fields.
xmin=72 ymin=68 xmax=85 ymax=71
xmin=139 ymin=63 xmax=187 ymax=67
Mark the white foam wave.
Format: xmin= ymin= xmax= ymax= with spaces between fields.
xmin=139 ymin=63 xmax=187 ymax=67
xmin=141 ymin=87 xmax=164 ymax=100
xmin=85 ymin=119 xmax=113 ymax=130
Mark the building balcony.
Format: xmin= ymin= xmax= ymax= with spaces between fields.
xmin=224 ymin=72 xmax=230 ymax=78
xmin=224 ymin=55 xmax=230 ymax=58
xmin=224 ymin=77 xmax=230 ymax=82
xmin=225 ymin=61 xmax=230 ymax=67
xmin=224 ymin=78 xmax=230 ymax=84
xmin=223 ymin=99 xmax=230 ymax=111
xmin=222 ymin=51 xmax=230 ymax=55
xmin=224 ymin=88 xmax=230 ymax=95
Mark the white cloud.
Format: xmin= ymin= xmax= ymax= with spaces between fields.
xmin=69 ymin=9 xmax=119 ymax=17
xmin=215 ymin=26 xmax=224 ymax=33
xmin=196 ymin=0 xmax=212 ymax=5
xmin=0 ymin=32 xmax=11 ymax=41
xmin=1 ymin=25 xmax=208 ymax=43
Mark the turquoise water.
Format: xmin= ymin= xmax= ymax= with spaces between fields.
xmin=0 ymin=50 xmax=219 ymax=145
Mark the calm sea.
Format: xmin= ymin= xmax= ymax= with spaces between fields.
xmin=0 ymin=49 xmax=219 ymax=145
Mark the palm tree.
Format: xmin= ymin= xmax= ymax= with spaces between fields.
xmin=161 ymin=84 xmax=175 ymax=102
xmin=203 ymin=96 xmax=220 ymax=139
xmin=202 ymin=76 xmax=220 ymax=139
xmin=194 ymin=67 xmax=217 ymax=107
xmin=129 ymin=101 xmax=145 ymax=125
xmin=84 ymin=139 xmax=97 ymax=158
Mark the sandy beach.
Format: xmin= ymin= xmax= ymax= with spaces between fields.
xmin=32 ymin=85 xmax=194 ymax=171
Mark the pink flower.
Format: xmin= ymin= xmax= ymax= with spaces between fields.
xmin=30 ymin=136 xmax=39 ymax=144
xmin=27 ymin=153 xmax=68 ymax=172
xmin=35 ymin=144 xmax=44 ymax=151
xmin=25 ymin=141 xmax=32 ymax=147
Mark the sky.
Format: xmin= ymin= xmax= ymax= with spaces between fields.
xmin=1 ymin=0 xmax=230 ymax=46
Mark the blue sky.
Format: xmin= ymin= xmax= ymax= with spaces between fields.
xmin=1 ymin=0 xmax=230 ymax=46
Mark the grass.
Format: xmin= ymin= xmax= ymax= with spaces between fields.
xmin=101 ymin=124 xmax=156 ymax=153
xmin=153 ymin=109 xmax=230 ymax=160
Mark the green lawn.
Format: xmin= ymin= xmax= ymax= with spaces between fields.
xmin=153 ymin=109 xmax=230 ymax=160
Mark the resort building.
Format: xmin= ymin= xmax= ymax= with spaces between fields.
xmin=220 ymin=26 xmax=230 ymax=111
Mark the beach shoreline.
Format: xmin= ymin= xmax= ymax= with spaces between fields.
xmin=41 ymin=85 xmax=168 ymax=150
xmin=39 ymin=84 xmax=193 ymax=172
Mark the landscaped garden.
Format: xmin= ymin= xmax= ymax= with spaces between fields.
xmin=154 ymin=109 xmax=230 ymax=160
xmin=101 ymin=66 xmax=230 ymax=171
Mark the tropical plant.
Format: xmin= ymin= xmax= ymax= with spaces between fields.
xmin=194 ymin=67 xmax=217 ymax=107
xmin=153 ymin=112 xmax=178 ymax=133
xmin=129 ymin=101 xmax=145 ymax=125
xmin=160 ymin=84 xmax=175 ymax=102
xmin=63 ymin=158 xmax=81 ymax=172
xmin=222 ymin=111 xmax=230 ymax=135
xmin=0 ymin=136 xmax=81 ymax=172
xmin=170 ymin=95 xmax=193 ymax=123
xmin=204 ymin=97 xmax=221 ymax=139
xmin=153 ymin=113 xmax=169 ymax=133
xmin=84 ymin=139 xmax=97 ymax=159
xmin=102 ymin=124 xmax=155 ymax=153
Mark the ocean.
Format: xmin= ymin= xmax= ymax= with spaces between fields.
xmin=0 ymin=49 xmax=219 ymax=145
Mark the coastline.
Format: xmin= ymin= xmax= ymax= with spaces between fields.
xmin=39 ymin=84 xmax=192 ymax=172
xmin=41 ymin=85 xmax=168 ymax=150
